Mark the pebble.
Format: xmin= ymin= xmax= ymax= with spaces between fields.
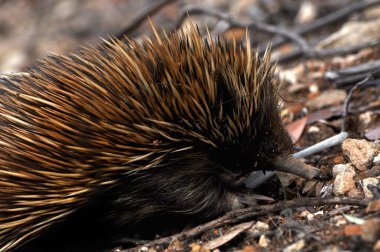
xmin=332 ymin=163 xmax=355 ymax=177
xmin=283 ymin=239 xmax=305 ymax=252
xmin=374 ymin=240 xmax=380 ymax=251
xmin=249 ymin=221 xmax=269 ymax=237
xmin=333 ymin=165 xmax=356 ymax=196
xmin=374 ymin=154 xmax=380 ymax=165
xmin=342 ymin=139 xmax=379 ymax=171
xmin=258 ymin=235 xmax=269 ymax=247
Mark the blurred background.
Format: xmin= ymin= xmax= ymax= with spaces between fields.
xmin=1 ymin=1 xmax=380 ymax=251
xmin=0 ymin=0 xmax=367 ymax=73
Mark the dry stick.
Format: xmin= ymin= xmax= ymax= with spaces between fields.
xmin=126 ymin=197 xmax=369 ymax=251
xmin=174 ymin=5 xmax=380 ymax=64
xmin=174 ymin=5 xmax=311 ymax=56
xmin=258 ymin=0 xmax=380 ymax=54
xmin=275 ymin=39 xmax=380 ymax=64
xmin=116 ymin=0 xmax=177 ymax=39
xmin=341 ymin=75 xmax=371 ymax=132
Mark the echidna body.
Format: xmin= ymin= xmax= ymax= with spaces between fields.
xmin=0 ymin=25 xmax=324 ymax=251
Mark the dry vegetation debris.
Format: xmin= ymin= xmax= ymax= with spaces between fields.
xmin=1 ymin=0 xmax=380 ymax=251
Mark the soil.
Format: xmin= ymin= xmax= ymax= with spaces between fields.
xmin=1 ymin=0 xmax=379 ymax=251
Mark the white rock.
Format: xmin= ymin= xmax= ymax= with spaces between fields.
xmin=342 ymin=138 xmax=379 ymax=171
xmin=332 ymin=163 xmax=355 ymax=178
xmin=283 ymin=239 xmax=305 ymax=252
xmin=333 ymin=170 xmax=356 ymax=196
xmin=258 ymin=235 xmax=269 ymax=247
xmin=373 ymin=154 xmax=380 ymax=165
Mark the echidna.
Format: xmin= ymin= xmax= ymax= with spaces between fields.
xmin=0 ymin=23 xmax=327 ymax=251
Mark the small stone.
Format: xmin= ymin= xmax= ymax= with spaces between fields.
xmin=307 ymin=213 xmax=314 ymax=221
xmin=333 ymin=169 xmax=356 ymax=196
xmin=283 ymin=239 xmax=305 ymax=252
xmin=374 ymin=154 xmax=380 ymax=165
xmin=374 ymin=240 xmax=380 ymax=251
xmin=359 ymin=111 xmax=374 ymax=126
xmin=249 ymin=221 xmax=269 ymax=236
xmin=307 ymin=126 xmax=320 ymax=133
xmin=253 ymin=221 xmax=269 ymax=231
xmin=258 ymin=235 xmax=269 ymax=247
xmin=362 ymin=218 xmax=380 ymax=242
xmin=309 ymin=211 xmax=323 ymax=221
xmin=300 ymin=210 xmax=315 ymax=221
xmin=363 ymin=178 xmax=380 ymax=198
xmin=332 ymin=163 xmax=355 ymax=177
xmin=300 ymin=210 xmax=311 ymax=218
xmin=342 ymin=139 xmax=379 ymax=171
xmin=190 ymin=243 xmax=207 ymax=252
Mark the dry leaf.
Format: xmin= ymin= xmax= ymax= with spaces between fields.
xmin=203 ymin=222 xmax=254 ymax=250
xmin=286 ymin=116 xmax=308 ymax=143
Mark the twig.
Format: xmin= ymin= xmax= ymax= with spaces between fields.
xmin=367 ymin=184 xmax=380 ymax=199
xmin=259 ymin=0 xmax=380 ymax=54
xmin=174 ymin=5 xmax=311 ymax=56
xmin=295 ymin=132 xmax=349 ymax=158
xmin=115 ymin=2 xmax=380 ymax=64
xmin=116 ymin=0 xmax=177 ymax=39
xmin=341 ymin=75 xmax=371 ymax=132
xmin=312 ymin=39 xmax=380 ymax=59
xmin=175 ymin=5 xmax=380 ymax=64
xmin=125 ymin=197 xmax=370 ymax=251
xmin=326 ymin=59 xmax=380 ymax=81
xmin=274 ymin=39 xmax=380 ymax=64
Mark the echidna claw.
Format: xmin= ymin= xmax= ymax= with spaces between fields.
xmin=367 ymin=184 xmax=380 ymax=199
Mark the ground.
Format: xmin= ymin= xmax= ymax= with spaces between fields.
xmin=1 ymin=0 xmax=380 ymax=251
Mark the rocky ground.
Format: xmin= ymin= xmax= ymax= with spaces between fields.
xmin=1 ymin=0 xmax=380 ymax=251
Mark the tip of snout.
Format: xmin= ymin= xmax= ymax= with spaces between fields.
xmin=274 ymin=155 xmax=331 ymax=181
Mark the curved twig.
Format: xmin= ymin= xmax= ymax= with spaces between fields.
xmin=341 ymin=75 xmax=371 ymax=132
xmin=174 ymin=5 xmax=311 ymax=56
xmin=259 ymin=0 xmax=380 ymax=54
xmin=125 ymin=197 xmax=370 ymax=251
